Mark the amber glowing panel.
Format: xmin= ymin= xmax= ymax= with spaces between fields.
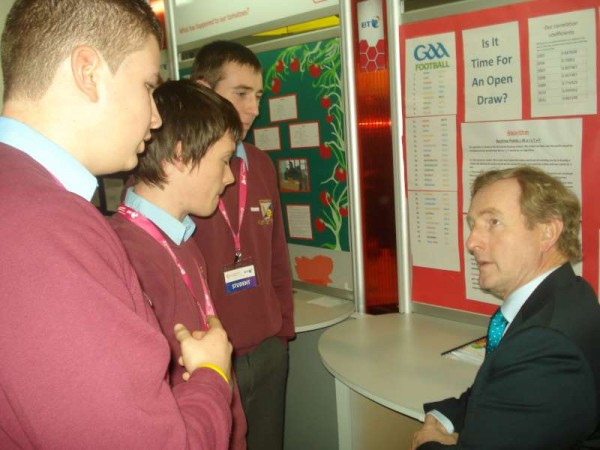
xmin=353 ymin=0 xmax=399 ymax=312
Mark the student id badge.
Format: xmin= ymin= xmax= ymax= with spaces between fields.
xmin=224 ymin=258 xmax=259 ymax=295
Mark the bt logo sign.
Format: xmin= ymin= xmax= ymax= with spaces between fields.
xmin=413 ymin=43 xmax=450 ymax=61
xmin=361 ymin=15 xmax=381 ymax=29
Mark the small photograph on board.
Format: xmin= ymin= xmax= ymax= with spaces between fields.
xmin=102 ymin=178 xmax=125 ymax=212
xmin=278 ymin=158 xmax=310 ymax=192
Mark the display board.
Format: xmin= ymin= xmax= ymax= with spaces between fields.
xmin=173 ymin=0 xmax=338 ymax=49
xmin=251 ymin=38 xmax=353 ymax=291
xmin=400 ymin=0 xmax=600 ymax=315
xmin=94 ymin=173 xmax=129 ymax=216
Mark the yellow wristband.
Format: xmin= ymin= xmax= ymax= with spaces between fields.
xmin=197 ymin=363 xmax=230 ymax=386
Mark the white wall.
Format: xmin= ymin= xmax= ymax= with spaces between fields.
xmin=0 ymin=0 xmax=16 ymax=111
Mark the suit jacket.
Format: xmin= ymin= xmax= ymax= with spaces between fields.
xmin=420 ymin=263 xmax=600 ymax=450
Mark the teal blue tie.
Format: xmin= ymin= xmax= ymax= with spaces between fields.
xmin=486 ymin=308 xmax=508 ymax=355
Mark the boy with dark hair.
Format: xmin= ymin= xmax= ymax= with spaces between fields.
xmin=110 ymin=79 xmax=247 ymax=450
xmin=192 ymin=40 xmax=295 ymax=450
xmin=0 ymin=1 xmax=234 ymax=448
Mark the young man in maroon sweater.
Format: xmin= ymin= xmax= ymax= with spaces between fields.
xmin=191 ymin=41 xmax=295 ymax=450
xmin=110 ymin=80 xmax=247 ymax=450
xmin=0 ymin=1 xmax=234 ymax=448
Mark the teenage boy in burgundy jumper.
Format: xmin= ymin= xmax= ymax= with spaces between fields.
xmin=110 ymin=80 xmax=247 ymax=450
xmin=0 ymin=1 xmax=234 ymax=448
xmin=191 ymin=41 xmax=295 ymax=450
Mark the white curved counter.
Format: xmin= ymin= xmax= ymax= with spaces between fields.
xmin=318 ymin=313 xmax=485 ymax=449
xmin=293 ymin=288 xmax=355 ymax=333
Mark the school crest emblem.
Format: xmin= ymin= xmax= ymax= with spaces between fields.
xmin=258 ymin=199 xmax=273 ymax=225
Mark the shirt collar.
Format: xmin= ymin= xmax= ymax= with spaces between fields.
xmin=123 ymin=187 xmax=195 ymax=245
xmin=501 ymin=267 xmax=558 ymax=323
xmin=0 ymin=117 xmax=97 ymax=201
xmin=236 ymin=141 xmax=249 ymax=169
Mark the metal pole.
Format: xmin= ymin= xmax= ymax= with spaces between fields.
xmin=387 ymin=0 xmax=412 ymax=314
xmin=164 ymin=0 xmax=180 ymax=80
xmin=339 ymin=0 xmax=366 ymax=313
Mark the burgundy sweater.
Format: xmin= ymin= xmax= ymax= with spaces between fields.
xmin=0 ymin=145 xmax=232 ymax=449
xmin=110 ymin=212 xmax=247 ymax=450
xmin=192 ymin=142 xmax=295 ymax=356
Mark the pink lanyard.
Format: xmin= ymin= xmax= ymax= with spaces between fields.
xmin=218 ymin=160 xmax=248 ymax=263
xmin=117 ymin=204 xmax=215 ymax=329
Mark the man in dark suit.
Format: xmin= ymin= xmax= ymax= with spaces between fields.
xmin=412 ymin=166 xmax=600 ymax=449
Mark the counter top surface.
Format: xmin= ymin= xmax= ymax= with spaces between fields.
xmin=318 ymin=313 xmax=485 ymax=420
xmin=293 ymin=288 xmax=355 ymax=333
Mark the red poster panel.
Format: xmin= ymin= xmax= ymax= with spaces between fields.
xmin=400 ymin=0 xmax=600 ymax=315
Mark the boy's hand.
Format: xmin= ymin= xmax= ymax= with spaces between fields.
xmin=174 ymin=316 xmax=232 ymax=381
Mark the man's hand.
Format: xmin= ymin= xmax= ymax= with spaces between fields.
xmin=411 ymin=414 xmax=458 ymax=450
xmin=174 ymin=316 xmax=232 ymax=381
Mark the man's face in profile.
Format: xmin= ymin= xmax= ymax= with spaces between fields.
xmin=465 ymin=177 xmax=546 ymax=300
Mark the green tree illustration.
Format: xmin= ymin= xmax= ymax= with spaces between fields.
xmin=264 ymin=39 xmax=347 ymax=250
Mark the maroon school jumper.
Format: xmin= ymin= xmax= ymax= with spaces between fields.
xmin=110 ymin=211 xmax=247 ymax=450
xmin=0 ymin=144 xmax=232 ymax=450
xmin=192 ymin=142 xmax=294 ymax=356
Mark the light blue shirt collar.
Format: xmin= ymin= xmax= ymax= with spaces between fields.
xmin=501 ymin=267 xmax=558 ymax=324
xmin=236 ymin=141 xmax=249 ymax=169
xmin=123 ymin=187 xmax=195 ymax=245
xmin=0 ymin=117 xmax=97 ymax=200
